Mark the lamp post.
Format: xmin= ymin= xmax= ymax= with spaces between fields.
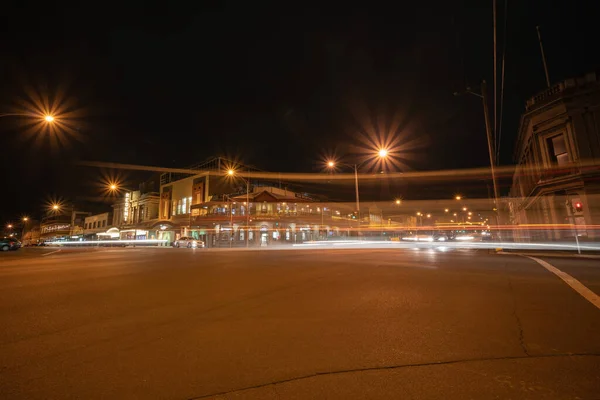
xmin=21 ymin=217 xmax=29 ymax=243
xmin=454 ymin=83 xmax=501 ymax=237
xmin=227 ymin=169 xmax=250 ymax=248
xmin=326 ymin=149 xmax=389 ymax=226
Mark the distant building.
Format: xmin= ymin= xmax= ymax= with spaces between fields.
xmin=111 ymin=181 xmax=160 ymax=240
xmin=154 ymin=157 xmax=366 ymax=246
xmin=40 ymin=207 xmax=91 ymax=242
xmin=509 ymin=71 xmax=600 ymax=241
xmin=83 ymin=212 xmax=113 ymax=239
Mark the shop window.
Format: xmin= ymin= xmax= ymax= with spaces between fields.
xmin=171 ymin=202 xmax=176 ymax=217
xmin=182 ymin=197 xmax=187 ymax=215
xmin=249 ymin=231 xmax=254 ymax=241
xmin=239 ymin=229 xmax=244 ymax=241
xmin=286 ymin=230 xmax=290 ymax=240
xmin=188 ymin=197 xmax=192 ymax=213
xmin=547 ymin=134 xmax=569 ymax=166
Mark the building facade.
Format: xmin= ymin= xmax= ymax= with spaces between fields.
xmin=40 ymin=208 xmax=91 ymax=242
xmin=112 ymin=190 xmax=160 ymax=240
xmin=509 ymin=71 xmax=600 ymax=241
xmin=83 ymin=212 xmax=113 ymax=239
xmin=188 ymin=186 xmax=361 ymax=247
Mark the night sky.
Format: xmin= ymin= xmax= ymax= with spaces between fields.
xmin=2 ymin=2 xmax=599 ymax=223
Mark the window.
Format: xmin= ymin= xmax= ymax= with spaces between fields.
xmin=182 ymin=197 xmax=188 ymax=215
xmin=239 ymin=229 xmax=244 ymax=241
xmin=547 ymin=135 xmax=569 ymax=165
xmin=171 ymin=201 xmax=176 ymax=218
xmin=249 ymin=231 xmax=254 ymax=241
xmin=188 ymin=197 xmax=192 ymax=213
xmin=102 ymin=220 xmax=106 ymax=227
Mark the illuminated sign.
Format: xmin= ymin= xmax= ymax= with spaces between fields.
xmin=41 ymin=224 xmax=71 ymax=233
xmin=124 ymin=192 xmax=131 ymax=222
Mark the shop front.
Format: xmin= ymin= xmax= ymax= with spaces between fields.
xmin=40 ymin=222 xmax=72 ymax=242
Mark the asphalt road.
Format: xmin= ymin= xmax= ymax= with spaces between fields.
xmin=1 ymin=247 xmax=599 ymax=399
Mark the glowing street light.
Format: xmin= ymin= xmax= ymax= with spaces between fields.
xmin=52 ymin=204 xmax=60 ymax=211
xmin=468 ymin=212 xmax=472 ymax=216
xmin=453 ymin=213 xmax=457 ymax=216
xmin=395 ymin=199 xmax=401 ymax=205
xmin=455 ymin=195 xmax=462 ymax=200
xmin=326 ymin=149 xmax=389 ymax=223
xmin=44 ymin=115 xmax=55 ymax=122
xmin=444 ymin=208 xmax=449 ymax=212
xmin=225 ymin=168 xmax=250 ymax=248
xmin=462 ymin=207 xmax=467 ymax=211
xmin=7 ymin=224 xmax=13 ymax=229
xmin=22 ymin=217 xmax=28 ymax=222
xmin=426 ymin=214 xmax=431 ymax=218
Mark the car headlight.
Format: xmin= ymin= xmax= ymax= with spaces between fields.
xmin=437 ymin=237 xmax=446 ymax=241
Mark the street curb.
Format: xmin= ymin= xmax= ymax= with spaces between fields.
xmin=496 ymin=250 xmax=600 ymax=260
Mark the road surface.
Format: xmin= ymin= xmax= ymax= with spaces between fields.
xmin=1 ymin=247 xmax=599 ymax=399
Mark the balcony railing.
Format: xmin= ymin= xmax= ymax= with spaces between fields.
xmin=526 ymin=83 xmax=565 ymax=111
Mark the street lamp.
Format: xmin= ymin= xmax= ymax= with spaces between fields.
xmin=462 ymin=207 xmax=467 ymax=211
xmin=326 ymin=149 xmax=389 ymax=224
xmin=395 ymin=199 xmax=401 ymax=205
xmin=21 ymin=217 xmax=29 ymax=243
xmin=7 ymin=224 xmax=13 ymax=229
xmin=226 ymin=169 xmax=250 ymax=248
xmin=444 ymin=208 xmax=449 ymax=213
xmin=454 ymin=82 xmax=501 ymax=237
xmin=455 ymin=195 xmax=462 ymax=200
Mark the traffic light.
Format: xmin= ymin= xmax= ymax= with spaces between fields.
xmin=574 ymin=202 xmax=583 ymax=213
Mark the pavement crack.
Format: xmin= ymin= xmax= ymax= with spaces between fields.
xmin=186 ymin=353 xmax=600 ymax=399
xmin=504 ymin=263 xmax=531 ymax=357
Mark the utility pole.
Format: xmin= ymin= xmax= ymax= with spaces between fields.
xmin=536 ymin=26 xmax=551 ymax=87
xmin=481 ymin=80 xmax=502 ymax=234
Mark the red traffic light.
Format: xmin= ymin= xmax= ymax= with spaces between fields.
xmin=574 ymin=202 xmax=583 ymax=212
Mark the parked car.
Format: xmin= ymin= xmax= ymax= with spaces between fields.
xmin=1 ymin=237 xmax=22 ymax=251
xmin=173 ymin=237 xmax=205 ymax=248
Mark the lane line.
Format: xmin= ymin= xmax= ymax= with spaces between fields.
xmin=527 ymin=256 xmax=600 ymax=310
xmin=41 ymin=249 xmax=61 ymax=257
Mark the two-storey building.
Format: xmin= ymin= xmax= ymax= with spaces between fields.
xmin=509 ymin=71 xmax=600 ymax=241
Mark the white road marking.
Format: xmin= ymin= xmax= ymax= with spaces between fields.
xmin=527 ymin=256 xmax=600 ymax=310
xmin=41 ymin=249 xmax=61 ymax=257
